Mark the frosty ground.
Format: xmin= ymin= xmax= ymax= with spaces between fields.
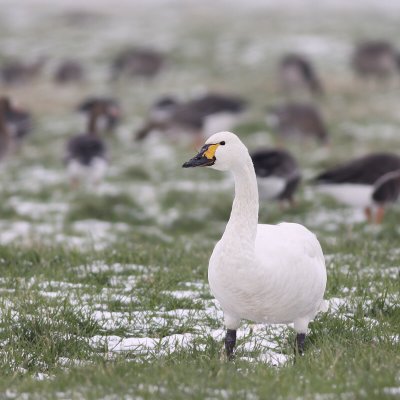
xmin=0 ymin=0 xmax=399 ymax=399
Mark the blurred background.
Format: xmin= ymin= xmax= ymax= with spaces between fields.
xmin=0 ymin=0 xmax=400 ymax=250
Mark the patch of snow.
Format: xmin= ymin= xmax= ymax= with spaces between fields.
xmin=75 ymin=261 xmax=152 ymax=275
xmin=329 ymin=297 xmax=350 ymax=313
xmin=161 ymin=290 xmax=201 ymax=299
xmin=383 ymin=387 xmax=400 ymax=396
xmin=8 ymin=197 xmax=69 ymax=220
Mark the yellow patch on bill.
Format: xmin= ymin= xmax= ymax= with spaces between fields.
xmin=203 ymin=144 xmax=219 ymax=159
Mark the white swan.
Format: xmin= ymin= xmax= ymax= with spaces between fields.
xmin=183 ymin=131 xmax=327 ymax=358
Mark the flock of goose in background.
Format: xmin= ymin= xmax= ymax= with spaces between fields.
xmin=1 ymin=39 xmax=400 ymax=223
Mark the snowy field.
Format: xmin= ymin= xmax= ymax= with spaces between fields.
xmin=0 ymin=0 xmax=399 ymax=399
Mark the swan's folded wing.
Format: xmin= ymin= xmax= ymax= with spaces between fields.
xmin=255 ymin=223 xmax=325 ymax=277
xmin=254 ymin=223 xmax=326 ymax=318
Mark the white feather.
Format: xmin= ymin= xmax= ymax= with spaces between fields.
xmin=209 ymin=222 xmax=326 ymax=333
xmin=202 ymin=132 xmax=327 ymax=334
xmin=316 ymin=183 xmax=374 ymax=208
xmin=67 ymin=157 xmax=107 ymax=187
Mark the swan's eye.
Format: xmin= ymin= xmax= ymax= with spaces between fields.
xmin=220 ymin=141 xmax=225 ymax=145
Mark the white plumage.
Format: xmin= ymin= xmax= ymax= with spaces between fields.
xmin=316 ymin=183 xmax=374 ymax=208
xmin=67 ymin=157 xmax=108 ymax=188
xmin=209 ymin=222 xmax=326 ymax=333
xmin=183 ymin=131 xmax=327 ymax=357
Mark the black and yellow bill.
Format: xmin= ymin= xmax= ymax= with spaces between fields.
xmin=182 ymin=143 xmax=220 ymax=168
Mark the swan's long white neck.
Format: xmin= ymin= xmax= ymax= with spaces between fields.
xmin=221 ymin=153 xmax=259 ymax=248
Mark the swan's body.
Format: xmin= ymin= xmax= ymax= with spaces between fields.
xmin=183 ymin=131 xmax=327 ymax=357
xmin=209 ymin=222 xmax=326 ymax=331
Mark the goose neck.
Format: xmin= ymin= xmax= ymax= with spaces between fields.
xmin=0 ymin=103 xmax=8 ymax=138
xmin=88 ymin=108 xmax=100 ymax=136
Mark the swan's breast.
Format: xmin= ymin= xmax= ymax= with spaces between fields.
xmin=208 ymin=223 xmax=326 ymax=324
xmin=208 ymin=240 xmax=263 ymax=319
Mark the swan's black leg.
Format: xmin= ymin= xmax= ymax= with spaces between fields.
xmin=294 ymin=333 xmax=306 ymax=356
xmin=225 ymin=329 xmax=237 ymax=360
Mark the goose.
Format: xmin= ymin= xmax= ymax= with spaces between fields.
xmin=313 ymin=153 xmax=400 ymax=223
xmin=0 ymin=97 xmax=13 ymax=161
xmin=0 ymin=56 xmax=46 ymax=86
xmin=136 ymin=93 xmax=247 ymax=146
xmin=147 ymin=96 xmax=179 ymax=125
xmin=352 ymin=41 xmax=399 ymax=80
xmin=279 ymin=53 xmax=323 ymax=95
xmin=251 ymin=148 xmax=301 ymax=207
xmin=4 ymin=100 xmax=32 ymax=143
xmin=0 ymin=96 xmax=31 ymax=158
xmin=65 ymin=104 xmax=107 ymax=188
xmin=111 ymin=47 xmax=164 ymax=80
xmin=77 ymin=97 xmax=121 ymax=134
xmin=266 ymin=103 xmax=328 ymax=144
xmin=54 ymin=60 xmax=85 ymax=84
xmin=183 ymin=131 xmax=327 ymax=358
xmin=136 ymin=95 xmax=199 ymax=141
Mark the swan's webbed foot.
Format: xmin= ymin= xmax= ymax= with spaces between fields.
xmin=294 ymin=333 xmax=306 ymax=356
xmin=225 ymin=329 xmax=237 ymax=361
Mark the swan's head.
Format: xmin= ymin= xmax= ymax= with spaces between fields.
xmin=182 ymin=131 xmax=248 ymax=171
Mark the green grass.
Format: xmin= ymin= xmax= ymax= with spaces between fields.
xmin=0 ymin=1 xmax=399 ymax=399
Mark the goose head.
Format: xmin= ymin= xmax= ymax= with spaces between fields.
xmin=182 ymin=131 xmax=248 ymax=171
